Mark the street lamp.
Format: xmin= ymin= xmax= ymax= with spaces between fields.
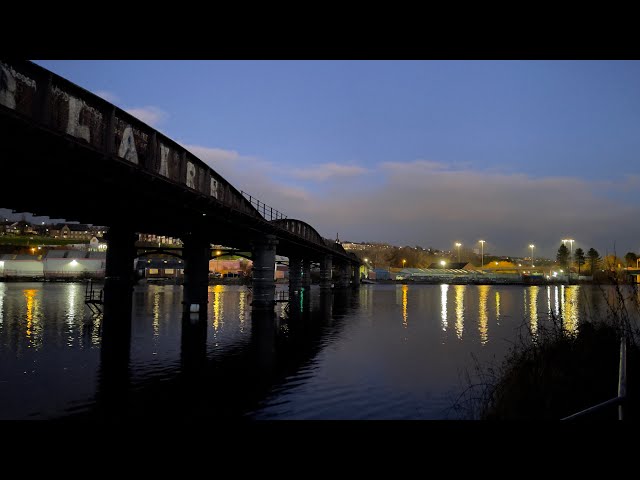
xmin=529 ymin=244 xmax=535 ymax=268
xmin=440 ymin=260 xmax=446 ymax=268
xmin=455 ymin=242 xmax=462 ymax=263
xmin=479 ymin=240 xmax=485 ymax=268
xmin=402 ymin=259 xmax=406 ymax=269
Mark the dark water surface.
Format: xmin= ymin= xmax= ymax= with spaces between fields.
xmin=0 ymin=282 xmax=629 ymax=420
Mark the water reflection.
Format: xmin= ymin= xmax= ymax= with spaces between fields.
xmin=478 ymin=285 xmax=489 ymax=345
xmin=24 ymin=288 xmax=43 ymax=350
xmin=152 ymin=290 xmax=160 ymax=338
xmin=563 ymin=286 xmax=580 ymax=336
xmin=0 ymin=283 xmax=4 ymax=326
xmin=0 ymin=282 xmax=630 ymax=420
xmin=402 ymin=284 xmax=408 ymax=328
xmin=239 ymin=289 xmax=247 ymax=332
xmin=212 ymin=284 xmax=224 ymax=333
xmin=529 ymin=286 xmax=539 ymax=340
xmin=455 ymin=285 xmax=465 ymax=339
xmin=440 ymin=284 xmax=448 ymax=331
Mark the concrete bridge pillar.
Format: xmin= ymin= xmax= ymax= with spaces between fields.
xmin=251 ymin=234 xmax=278 ymax=312
xmin=103 ymin=225 xmax=137 ymax=332
xmin=320 ymin=254 xmax=333 ymax=290
xmin=301 ymin=258 xmax=312 ymax=292
xmin=352 ymin=263 xmax=361 ymax=287
xmin=289 ymin=256 xmax=302 ymax=297
xmin=334 ymin=262 xmax=350 ymax=288
xmin=182 ymin=233 xmax=211 ymax=316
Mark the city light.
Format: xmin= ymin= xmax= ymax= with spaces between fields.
xmin=440 ymin=260 xmax=446 ymax=267
xmin=529 ymin=244 xmax=535 ymax=268
xmin=479 ymin=240 xmax=485 ymax=268
xmin=69 ymin=260 xmax=78 ymax=266
xmin=455 ymin=242 xmax=462 ymax=262
xmin=562 ymin=239 xmax=575 ymax=281
xmin=402 ymin=259 xmax=406 ymax=269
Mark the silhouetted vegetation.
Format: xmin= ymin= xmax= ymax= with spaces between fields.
xmin=453 ymin=281 xmax=640 ymax=420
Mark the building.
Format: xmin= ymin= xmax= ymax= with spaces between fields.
xmin=49 ymin=223 xmax=93 ymax=240
xmin=5 ymin=221 xmax=37 ymax=236
xmin=0 ymin=254 xmax=44 ymax=279
xmin=138 ymin=233 xmax=183 ymax=246
xmin=136 ymin=257 xmax=184 ymax=281
xmin=43 ymin=250 xmax=106 ymax=279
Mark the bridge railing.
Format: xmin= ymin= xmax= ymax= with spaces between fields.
xmin=240 ymin=191 xmax=287 ymax=221
xmin=561 ymin=336 xmax=627 ymax=420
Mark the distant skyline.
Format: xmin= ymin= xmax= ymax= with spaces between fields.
xmin=16 ymin=60 xmax=640 ymax=258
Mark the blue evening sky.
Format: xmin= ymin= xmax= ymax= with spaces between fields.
xmin=19 ymin=60 xmax=640 ymax=258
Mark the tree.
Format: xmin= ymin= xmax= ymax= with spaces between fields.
xmin=556 ymin=244 xmax=570 ymax=270
xmin=624 ymin=251 xmax=637 ymax=267
xmin=587 ymin=248 xmax=600 ymax=275
xmin=574 ymin=248 xmax=585 ymax=275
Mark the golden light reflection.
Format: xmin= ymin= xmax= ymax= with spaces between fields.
xmin=495 ymin=291 xmax=501 ymax=325
xmin=239 ymin=290 xmax=246 ymax=331
xmin=546 ymin=286 xmax=552 ymax=320
xmin=440 ymin=284 xmax=448 ymax=331
xmin=563 ymin=285 xmax=580 ymax=336
xmin=212 ymin=284 xmax=224 ymax=331
xmin=529 ymin=286 xmax=539 ymax=340
xmin=0 ymin=283 xmax=4 ymax=326
xmin=402 ymin=284 xmax=408 ymax=328
xmin=455 ymin=285 xmax=465 ymax=339
xmin=153 ymin=291 xmax=160 ymax=338
xmin=91 ymin=316 xmax=101 ymax=346
xmin=478 ymin=285 xmax=489 ymax=345
xmin=23 ymin=289 xmax=37 ymax=341
xmin=67 ymin=284 xmax=77 ymax=323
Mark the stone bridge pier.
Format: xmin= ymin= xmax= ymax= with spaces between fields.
xmin=320 ymin=254 xmax=333 ymax=290
xmin=182 ymin=232 xmax=211 ymax=317
xmin=333 ymin=262 xmax=351 ymax=289
xmin=352 ymin=262 xmax=361 ymax=287
xmin=302 ymin=258 xmax=312 ymax=292
xmin=288 ymin=256 xmax=302 ymax=298
xmin=251 ymin=234 xmax=278 ymax=312
xmin=103 ymin=224 xmax=137 ymax=335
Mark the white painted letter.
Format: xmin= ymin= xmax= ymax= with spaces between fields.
xmin=118 ymin=125 xmax=138 ymax=164
xmin=159 ymin=144 xmax=169 ymax=177
xmin=186 ymin=161 xmax=196 ymax=188
xmin=210 ymin=177 xmax=218 ymax=198
xmin=0 ymin=64 xmax=16 ymax=109
xmin=66 ymin=96 xmax=90 ymax=142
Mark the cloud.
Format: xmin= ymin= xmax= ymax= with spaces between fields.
xmin=286 ymin=161 xmax=640 ymax=257
xmin=124 ymin=106 xmax=168 ymax=127
xmin=95 ymin=90 xmax=119 ymax=103
xmin=183 ymin=144 xmax=313 ymax=216
xmin=155 ymin=145 xmax=640 ymax=256
xmin=290 ymin=162 xmax=370 ymax=181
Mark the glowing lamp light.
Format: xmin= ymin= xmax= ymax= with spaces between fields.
xmin=70 ymin=260 xmax=78 ymax=266
xmin=440 ymin=260 xmax=446 ymax=267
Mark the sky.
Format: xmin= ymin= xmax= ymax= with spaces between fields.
xmin=8 ymin=60 xmax=640 ymax=258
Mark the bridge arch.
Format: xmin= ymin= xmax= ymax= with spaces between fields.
xmin=270 ymin=218 xmax=327 ymax=247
